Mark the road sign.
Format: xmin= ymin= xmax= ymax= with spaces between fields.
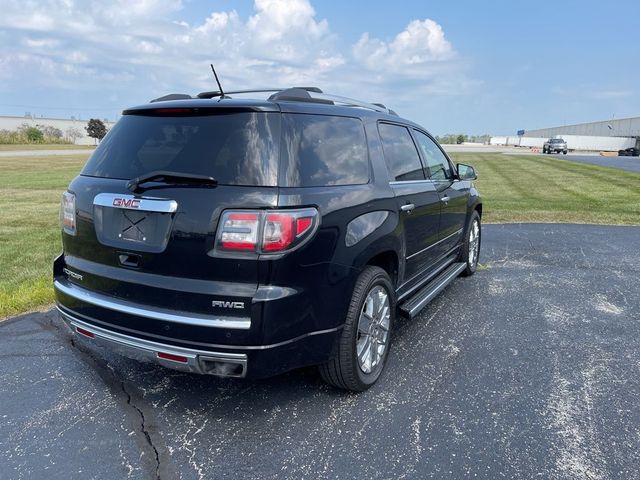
xmin=517 ymin=129 xmax=525 ymax=136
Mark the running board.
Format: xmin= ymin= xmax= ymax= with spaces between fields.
xmin=399 ymin=262 xmax=467 ymax=319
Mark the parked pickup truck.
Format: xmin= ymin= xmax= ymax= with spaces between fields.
xmin=543 ymin=138 xmax=568 ymax=154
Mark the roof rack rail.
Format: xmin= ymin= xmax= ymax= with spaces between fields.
xmin=312 ymin=93 xmax=397 ymax=116
xmin=268 ymin=88 xmax=334 ymax=105
xmin=150 ymin=93 xmax=193 ymax=103
xmin=196 ymin=87 xmax=323 ymax=99
xmin=156 ymin=86 xmax=397 ymax=116
xmin=269 ymin=89 xmax=397 ymax=116
xmin=197 ymin=88 xmax=285 ymax=99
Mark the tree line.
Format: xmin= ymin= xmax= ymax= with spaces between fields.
xmin=0 ymin=118 xmax=108 ymax=145
xmin=435 ymin=134 xmax=491 ymax=145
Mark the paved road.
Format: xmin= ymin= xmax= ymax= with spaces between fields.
xmin=544 ymin=153 xmax=640 ymax=173
xmin=0 ymin=149 xmax=93 ymax=157
xmin=2 ymin=224 xmax=639 ymax=479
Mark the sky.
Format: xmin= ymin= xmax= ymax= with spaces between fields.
xmin=0 ymin=0 xmax=639 ymax=135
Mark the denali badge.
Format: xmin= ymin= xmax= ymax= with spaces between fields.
xmin=212 ymin=300 xmax=245 ymax=309
xmin=63 ymin=268 xmax=83 ymax=281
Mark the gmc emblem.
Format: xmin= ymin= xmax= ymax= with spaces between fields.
xmin=212 ymin=300 xmax=245 ymax=309
xmin=113 ymin=198 xmax=141 ymax=209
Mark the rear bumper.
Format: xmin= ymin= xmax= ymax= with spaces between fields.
xmin=53 ymin=252 xmax=356 ymax=378
xmin=56 ymin=301 xmax=343 ymax=379
xmin=59 ymin=308 xmax=249 ymax=377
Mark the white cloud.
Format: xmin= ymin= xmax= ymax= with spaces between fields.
xmin=354 ymin=19 xmax=454 ymax=72
xmin=0 ymin=0 xmax=472 ymax=119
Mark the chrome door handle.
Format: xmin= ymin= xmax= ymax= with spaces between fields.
xmin=440 ymin=196 xmax=450 ymax=203
xmin=400 ymin=203 xmax=415 ymax=213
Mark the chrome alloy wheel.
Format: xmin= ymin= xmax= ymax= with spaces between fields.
xmin=356 ymin=285 xmax=390 ymax=374
xmin=468 ymin=219 xmax=480 ymax=267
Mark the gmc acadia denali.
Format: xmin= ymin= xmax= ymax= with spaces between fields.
xmin=54 ymin=87 xmax=482 ymax=391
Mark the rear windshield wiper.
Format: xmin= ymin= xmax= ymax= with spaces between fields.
xmin=127 ymin=170 xmax=218 ymax=193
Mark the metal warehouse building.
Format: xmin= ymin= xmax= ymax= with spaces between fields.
xmin=492 ymin=116 xmax=640 ymax=151
xmin=524 ymin=116 xmax=640 ymax=139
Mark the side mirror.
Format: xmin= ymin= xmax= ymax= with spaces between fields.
xmin=457 ymin=163 xmax=477 ymax=180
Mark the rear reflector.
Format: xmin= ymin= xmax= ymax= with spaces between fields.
xmin=156 ymin=352 xmax=189 ymax=363
xmin=76 ymin=327 xmax=95 ymax=339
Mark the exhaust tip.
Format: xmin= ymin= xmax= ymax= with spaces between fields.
xmin=199 ymin=356 xmax=246 ymax=378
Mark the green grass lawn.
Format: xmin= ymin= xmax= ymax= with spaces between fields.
xmin=0 ymin=152 xmax=639 ymax=318
xmin=449 ymin=153 xmax=640 ymax=224
xmin=0 ymin=144 xmax=95 ymax=151
xmin=0 ymin=154 xmax=90 ymax=318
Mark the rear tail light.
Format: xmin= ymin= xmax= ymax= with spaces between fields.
xmin=60 ymin=191 xmax=76 ymax=235
xmin=220 ymin=213 xmax=260 ymax=250
xmin=216 ymin=208 xmax=319 ymax=255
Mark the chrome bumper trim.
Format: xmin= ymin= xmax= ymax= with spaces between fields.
xmin=54 ymin=279 xmax=251 ymax=330
xmin=58 ymin=308 xmax=248 ymax=377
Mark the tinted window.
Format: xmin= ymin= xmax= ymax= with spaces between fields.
xmin=280 ymin=114 xmax=369 ymax=187
xmin=413 ymin=130 xmax=453 ymax=180
xmin=378 ymin=123 xmax=425 ymax=181
xmin=82 ymin=112 xmax=280 ymax=186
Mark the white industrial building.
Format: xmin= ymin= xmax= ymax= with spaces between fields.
xmin=491 ymin=116 xmax=640 ymax=152
xmin=0 ymin=115 xmax=116 ymax=145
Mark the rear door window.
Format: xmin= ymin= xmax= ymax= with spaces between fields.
xmin=280 ymin=114 xmax=369 ymax=187
xmin=378 ymin=123 xmax=425 ymax=182
xmin=82 ymin=112 xmax=281 ymax=186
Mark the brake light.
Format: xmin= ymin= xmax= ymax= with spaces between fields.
xmin=296 ymin=217 xmax=313 ymax=237
xmin=216 ymin=208 xmax=318 ymax=255
xmin=263 ymin=213 xmax=294 ymax=251
xmin=60 ymin=191 xmax=76 ymax=235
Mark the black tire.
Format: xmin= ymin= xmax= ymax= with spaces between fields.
xmin=458 ymin=210 xmax=481 ymax=277
xmin=542 ymin=147 xmax=547 ymax=154
xmin=319 ymin=266 xmax=395 ymax=392
xmin=563 ymin=150 xmax=567 ymax=155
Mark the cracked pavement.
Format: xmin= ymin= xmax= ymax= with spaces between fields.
xmin=1 ymin=224 xmax=639 ymax=479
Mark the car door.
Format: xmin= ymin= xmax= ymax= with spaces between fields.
xmin=413 ymin=130 xmax=468 ymax=257
xmin=377 ymin=123 xmax=441 ymax=284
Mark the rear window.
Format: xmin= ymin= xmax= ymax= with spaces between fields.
xmin=81 ymin=112 xmax=280 ymax=186
xmin=279 ymin=114 xmax=369 ymax=187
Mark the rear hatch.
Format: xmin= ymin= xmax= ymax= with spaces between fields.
xmin=56 ymin=104 xmax=281 ymax=344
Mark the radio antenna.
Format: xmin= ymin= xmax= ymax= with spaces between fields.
xmin=210 ymin=64 xmax=225 ymax=98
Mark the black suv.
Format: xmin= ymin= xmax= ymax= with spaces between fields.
xmin=54 ymin=87 xmax=482 ymax=391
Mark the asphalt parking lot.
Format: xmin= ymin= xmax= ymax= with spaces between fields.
xmin=546 ymin=153 xmax=640 ymax=173
xmin=1 ymin=224 xmax=639 ymax=479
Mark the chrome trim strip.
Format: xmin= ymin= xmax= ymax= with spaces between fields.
xmin=389 ymin=180 xmax=433 ymax=185
xmin=57 ymin=305 xmax=342 ymax=351
xmin=93 ymin=193 xmax=177 ymax=213
xmin=406 ymin=228 xmax=463 ymax=261
xmin=54 ymin=280 xmax=251 ymax=330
